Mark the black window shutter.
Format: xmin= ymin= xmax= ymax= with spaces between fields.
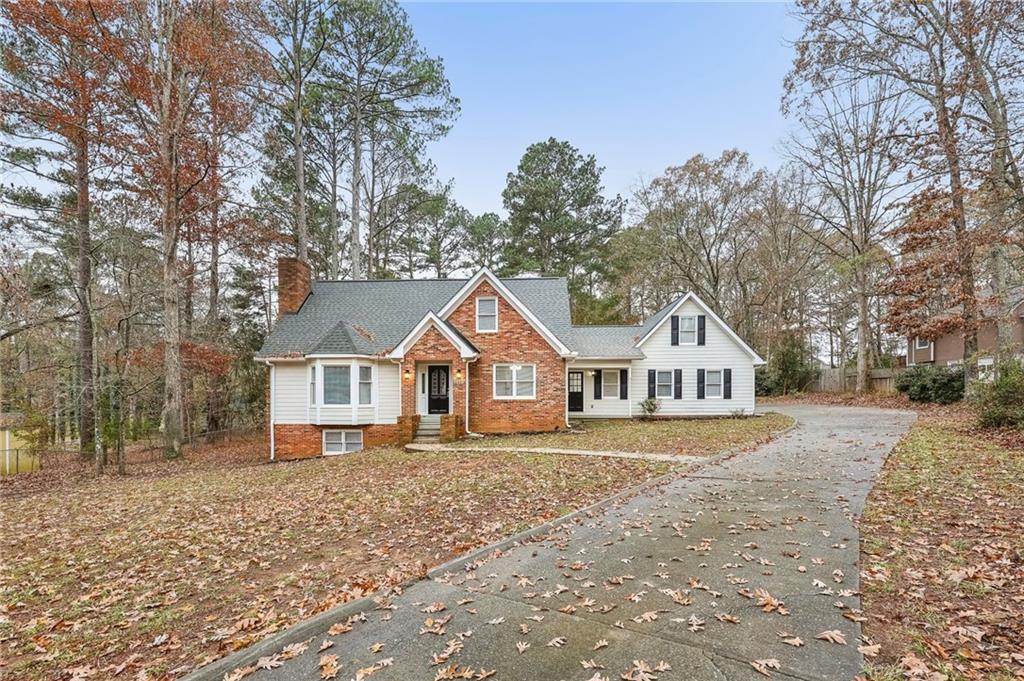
xmin=647 ymin=370 xmax=656 ymax=398
xmin=697 ymin=315 xmax=706 ymax=346
xmin=673 ymin=369 xmax=682 ymax=399
xmin=670 ymin=315 xmax=679 ymax=346
xmin=697 ymin=369 xmax=705 ymax=399
xmin=619 ymin=369 xmax=628 ymax=400
xmin=594 ymin=369 xmax=602 ymax=400
xmin=723 ymin=368 xmax=732 ymax=399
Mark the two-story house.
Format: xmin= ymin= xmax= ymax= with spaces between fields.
xmin=257 ymin=258 xmax=765 ymax=460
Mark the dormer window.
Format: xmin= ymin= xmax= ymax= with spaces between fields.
xmin=476 ymin=297 xmax=498 ymax=332
xmin=678 ymin=316 xmax=697 ymax=344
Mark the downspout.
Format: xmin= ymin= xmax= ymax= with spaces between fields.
xmin=464 ymin=356 xmax=479 ymax=436
xmin=266 ymin=360 xmax=276 ymax=462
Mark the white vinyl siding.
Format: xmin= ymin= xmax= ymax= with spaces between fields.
xmin=632 ymin=299 xmax=756 ymax=416
xmin=272 ymin=360 xmax=400 ymax=426
xmin=572 ymin=363 xmax=631 ymax=418
xmin=272 ymin=362 xmax=308 ymax=424
xmin=376 ymin=363 xmax=401 ymax=423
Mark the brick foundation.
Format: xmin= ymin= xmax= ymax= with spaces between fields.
xmin=273 ymin=415 xmax=418 ymax=460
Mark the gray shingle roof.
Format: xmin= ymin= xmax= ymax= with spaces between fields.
xmin=257 ymin=276 xmax=574 ymax=358
xmin=569 ymin=326 xmax=645 ymax=358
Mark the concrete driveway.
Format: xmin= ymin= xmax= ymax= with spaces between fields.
xmin=212 ymin=405 xmax=915 ymax=681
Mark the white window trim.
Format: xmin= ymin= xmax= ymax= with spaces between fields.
xmin=704 ymin=369 xmax=724 ymax=399
xmin=322 ymin=429 xmax=363 ymax=455
xmin=321 ymin=363 xmax=353 ymax=406
xmin=476 ymin=296 xmax=498 ymax=333
xmin=678 ymin=315 xmax=698 ymax=346
xmin=358 ymin=364 xmax=374 ymax=406
xmin=601 ymin=370 xmax=619 ymax=399
xmin=656 ymin=370 xmax=673 ymax=398
xmin=492 ymin=363 xmax=536 ymax=400
xmin=915 ymin=337 xmax=930 ymax=350
xmin=309 ymin=365 xmax=317 ymax=407
xmin=319 ymin=361 xmax=377 ymax=408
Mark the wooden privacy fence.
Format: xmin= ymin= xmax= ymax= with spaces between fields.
xmin=810 ymin=367 xmax=903 ymax=394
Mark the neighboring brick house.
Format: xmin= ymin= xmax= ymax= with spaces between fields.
xmin=257 ymin=259 xmax=765 ymax=460
xmin=907 ymin=292 xmax=1024 ymax=370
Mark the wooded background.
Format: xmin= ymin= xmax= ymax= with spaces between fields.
xmin=2 ymin=0 xmax=1022 ymax=470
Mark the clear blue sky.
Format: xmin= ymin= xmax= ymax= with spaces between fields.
xmin=403 ymin=2 xmax=802 ymax=216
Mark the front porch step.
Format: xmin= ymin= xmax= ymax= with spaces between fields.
xmin=414 ymin=414 xmax=443 ymax=443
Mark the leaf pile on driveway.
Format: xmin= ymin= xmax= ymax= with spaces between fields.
xmin=860 ymin=413 xmax=1024 ymax=679
xmin=0 ymin=447 xmax=668 ymax=680
xmin=449 ymin=411 xmax=794 ymax=455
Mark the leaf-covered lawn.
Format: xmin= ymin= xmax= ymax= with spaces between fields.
xmin=0 ymin=447 xmax=669 ymax=681
xmin=860 ymin=415 xmax=1024 ymax=680
xmin=450 ymin=412 xmax=794 ymax=455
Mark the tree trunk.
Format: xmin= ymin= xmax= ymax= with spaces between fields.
xmin=349 ymin=105 xmax=364 ymax=279
xmin=855 ymin=271 xmax=869 ymax=393
xmin=159 ymin=11 xmax=183 ymax=460
xmin=328 ymin=144 xmax=340 ymax=278
xmin=934 ymin=98 xmax=978 ymax=383
xmin=206 ymin=188 xmax=223 ymax=436
xmin=74 ymin=133 xmax=96 ymax=461
xmin=292 ymin=36 xmax=308 ymax=264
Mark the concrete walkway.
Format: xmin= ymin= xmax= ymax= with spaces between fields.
xmin=211 ymin=405 xmax=915 ymax=681
xmin=406 ymin=441 xmax=706 ymax=464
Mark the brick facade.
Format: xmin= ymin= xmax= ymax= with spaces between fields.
xmin=446 ymin=281 xmax=566 ymax=433
xmin=270 ymin=277 xmax=569 ymax=460
xmin=908 ymin=317 xmax=1024 ymax=366
xmin=277 ymin=257 xmax=311 ymax=317
xmin=399 ymin=326 xmax=468 ymax=424
xmin=273 ymin=416 xmax=418 ymax=460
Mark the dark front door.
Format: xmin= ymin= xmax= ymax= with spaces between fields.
xmin=428 ymin=365 xmax=450 ymax=414
xmin=568 ymin=371 xmax=584 ymax=412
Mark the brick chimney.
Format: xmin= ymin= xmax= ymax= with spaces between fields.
xmin=278 ymin=257 xmax=311 ymax=317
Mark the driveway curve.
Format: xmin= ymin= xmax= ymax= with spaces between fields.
xmin=217 ymin=405 xmax=916 ymax=681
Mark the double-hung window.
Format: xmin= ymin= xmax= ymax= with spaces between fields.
xmin=601 ymin=370 xmax=619 ymax=399
xmin=476 ymin=297 xmax=498 ymax=332
xmin=705 ymin=370 xmax=723 ymax=398
xmin=358 ymin=366 xmax=372 ymax=405
xmin=323 ymin=365 xmax=351 ymax=405
xmin=324 ymin=430 xmax=362 ymax=454
xmin=656 ymin=371 xmax=673 ymax=397
xmin=494 ymin=363 xmax=535 ymax=399
xmin=309 ymin=366 xmax=317 ymax=405
xmin=679 ymin=316 xmax=697 ymax=344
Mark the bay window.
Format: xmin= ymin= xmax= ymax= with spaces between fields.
xmin=323 ymin=365 xmax=351 ymax=405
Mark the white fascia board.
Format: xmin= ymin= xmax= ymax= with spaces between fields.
xmin=634 ymin=292 xmax=765 ymax=365
xmin=436 ymin=267 xmax=574 ymax=357
xmin=388 ymin=311 xmax=479 ymax=360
